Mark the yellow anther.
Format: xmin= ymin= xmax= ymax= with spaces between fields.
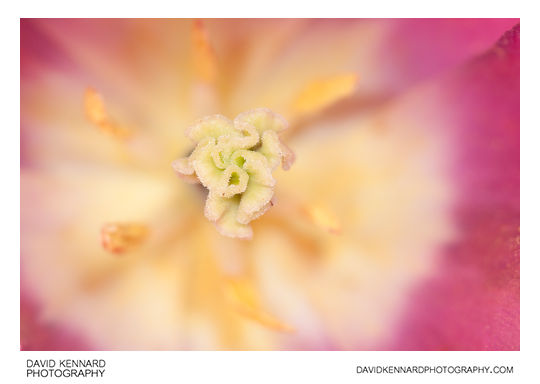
xmin=224 ymin=277 xmax=294 ymax=332
xmin=305 ymin=203 xmax=341 ymax=234
xmin=84 ymin=87 xmax=107 ymax=124
xmin=292 ymin=73 xmax=358 ymax=116
xmin=101 ymin=222 xmax=148 ymax=254
xmin=84 ymin=87 xmax=131 ymax=139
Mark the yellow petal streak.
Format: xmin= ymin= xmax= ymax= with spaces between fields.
xmin=224 ymin=277 xmax=293 ymax=332
xmin=101 ymin=222 xmax=148 ymax=254
xmin=84 ymin=88 xmax=131 ymax=139
xmin=292 ymin=74 xmax=358 ymax=116
xmin=191 ymin=20 xmax=218 ymax=84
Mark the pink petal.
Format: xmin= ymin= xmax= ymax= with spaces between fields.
xmin=372 ymin=19 xmax=519 ymax=94
xmin=21 ymin=292 xmax=90 ymax=351
xmin=389 ymin=25 xmax=519 ymax=350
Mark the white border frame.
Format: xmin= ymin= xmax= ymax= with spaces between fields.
xmin=3 ymin=1 xmax=537 ymax=383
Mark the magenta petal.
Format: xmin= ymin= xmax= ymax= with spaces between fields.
xmin=390 ymin=25 xmax=519 ymax=350
xmin=21 ymin=293 xmax=90 ymax=351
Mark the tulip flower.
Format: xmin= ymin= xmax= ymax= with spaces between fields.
xmin=21 ymin=19 xmax=519 ymax=350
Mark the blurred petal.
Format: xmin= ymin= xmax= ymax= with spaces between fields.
xmin=246 ymin=23 xmax=519 ymax=350
xmin=250 ymin=100 xmax=456 ymax=349
xmin=22 ymin=19 xmax=518 ymax=151
xmin=220 ymin=19 xmax=517 ymax=120
xmin=22 ymin=19 xmax=198 ymax=160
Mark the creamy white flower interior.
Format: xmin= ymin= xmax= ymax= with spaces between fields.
xmin=172 ymin=108 xmax=295 ymax=239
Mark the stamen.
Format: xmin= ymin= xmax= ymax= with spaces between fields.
xmin=101 ymin=222 xmax=148 ymax=254
xmin=292 ymin=73 xmax=358 ymax=117
xmin=84 ymin=88 xmax=131 ymax=139
xmin=224 ymin=277 xmax=294 ymax=332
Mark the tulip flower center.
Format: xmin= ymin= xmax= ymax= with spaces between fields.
xmin=172 ymin=108 xmax=295 ymax=239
